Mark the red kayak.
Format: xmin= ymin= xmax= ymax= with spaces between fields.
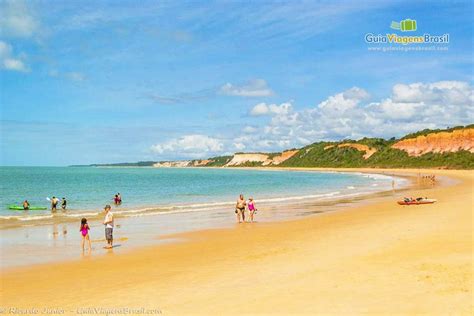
xmin=397 ymin=199 xmax=437 ymax=205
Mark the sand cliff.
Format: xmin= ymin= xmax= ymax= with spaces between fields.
xmin=392 ymin=128 xmax=474 ymax=157
xmin=152 ymin=151 xmax=299 ymax=168
xmin=225 ymin=150 xmax=299 ymax=166
xmin=149 ymin=126 xmax=474 ymax=169
xmin=153 ymin=161 xmax=192 ymax=167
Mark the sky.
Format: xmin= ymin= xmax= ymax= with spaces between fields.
xmin=0 ymin=0 xmax=473 ymax=166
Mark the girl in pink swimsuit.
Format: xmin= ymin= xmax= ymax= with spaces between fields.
xmin=80 ymin=218 xmax=91 ymax=251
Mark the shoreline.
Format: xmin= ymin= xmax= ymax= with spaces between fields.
xmin=1 ymin=168 xmax=472 ymax=315
xmin=0 ymin=168 xmax=408 ymax=230
xmin=0 ymin=169 xmax=412 ymax=270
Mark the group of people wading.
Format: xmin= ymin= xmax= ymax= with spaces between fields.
xmin=235 ymin=194 xmax=257 ymax=223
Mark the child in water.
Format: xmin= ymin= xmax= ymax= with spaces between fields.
xmin=80 ymin=218 xmax=91 ymax=251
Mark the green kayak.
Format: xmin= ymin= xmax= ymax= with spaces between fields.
xmin=8 ymin=205 xmax=48 ymax=211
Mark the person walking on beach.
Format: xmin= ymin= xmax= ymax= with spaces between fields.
xmin=103 ymin=205 xmax=114 ymax=249
xmin=236 ymin=194 xmax=246 ymax=223
xmin=51 ymin=196 xmax=59 ymax=211
xmin=248 ymin=197 xmax=257 ymax=223
xmin=61 ymin=197 xmax=67 ymax=210
xmin=80 ymin=218 xmax=91 ymax=251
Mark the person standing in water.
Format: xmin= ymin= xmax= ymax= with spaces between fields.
xmin=103 ymin=205 xmax=114 ymax=249
xmin=80 ymin=218 xmax=91 ymax=251
xmin=117 ymin=193 xmax=122 ymax=205
xmin=61 ymin=197 xmax=67 ymax=210
xmin=235 ymin=194 xmax=246 ymax=223
xmin=51 ymin=196 xmax=59 ymax=211
xmin=113 ymin=194 xmax=119 ymax=205
xmin=248 ymin=197 xmax=257 ymax=223
xmin=22 ymin=200 xmax=30 ymax=210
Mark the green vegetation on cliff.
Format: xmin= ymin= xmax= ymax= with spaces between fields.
xmin=280 ymin=144 xmax=474 ymax=169
xmin=72 ymin=126 xmax=474 ymax=169
xmin=213 ymin=125 xmax=474 ymax=169
xmin=204 ymin=156 xmax=233 ymax=167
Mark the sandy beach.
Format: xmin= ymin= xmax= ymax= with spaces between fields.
xmin=0 ymin=168 xmax=472 ymax=315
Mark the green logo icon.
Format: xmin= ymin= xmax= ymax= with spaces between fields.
xmin=390 ymin=19 xmax=417 ymax=32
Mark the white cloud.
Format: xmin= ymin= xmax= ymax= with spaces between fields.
xmin=392 ymin=81 xmax=473 ymax=105
xmin=233 ymin=142 xmax=246 ymax=151
xmin=0 ymin=1 xmax=42 ymax=73
xmin=151 ymin=135 xmax=224 ymax=158
xmin=0 ymin=40 xmax=29 ymax=72
xmin=378 ymin=99 xmax=420 ymax=120
xmin=233 ymin=81 xmax=474 ymax=153
xmin=0 ymin=0 xmax=39 ymax=38
xmin=220 ymin=79 xmax=273 ymax=97
xmin=317 ymin=87 xmax=369 ymax=115
xmin=250 ymin=102 xmax=292 ymax=116
xmin=250 ymin=103 xmax=269 ymax=116
xmin=3 ymin=58 xmax=27 ymax=71
xmin=147 ymin=81 xmax=472 ymax=159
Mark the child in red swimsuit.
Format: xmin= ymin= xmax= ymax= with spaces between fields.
xmin=80 ymin=218 xmax=91 ymax=251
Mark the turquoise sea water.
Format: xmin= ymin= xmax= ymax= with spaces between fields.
xmin=0 ymin=167 xmax=398 ymax=226
xmin=0 ymin=167 xmax=405 ymax=268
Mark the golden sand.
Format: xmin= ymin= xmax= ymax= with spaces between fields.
xmin=1 ymin=169 xmax=472 ymax=315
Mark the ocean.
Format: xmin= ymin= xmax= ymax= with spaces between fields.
xmin=0 ymin=167 xmax=400 ymax=226
xmin=0 ymin=167 xmax=406 ymax=268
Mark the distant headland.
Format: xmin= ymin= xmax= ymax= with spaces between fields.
xmin=71 ymin=125 xmax=474 ymax=169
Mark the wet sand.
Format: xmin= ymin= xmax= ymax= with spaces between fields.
xmin=0 ymin=170 xmax=406 ymax=269
xmin=0 ymin=168 xmax=472 ymax=315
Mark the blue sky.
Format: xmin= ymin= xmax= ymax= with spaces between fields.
xmin=1 ymin=0 xmax=473 ymax=166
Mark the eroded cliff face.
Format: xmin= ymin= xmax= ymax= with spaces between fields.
xmin=153 ymin=161 xmax=191 ymax=167
xmin=154 ymin=159 xmax=214 ymax=167
xmin=151 ymin=127 xmax=473 ymax=168
xmin=225 ymin=150 xmax=299 ymax=166
xmin=392 ymin=128 xmax=474 ymax=157
xmin=153 ymin=151 xmax=299 ymax=168
xmin=264 ymin=150 xmax=299 ymax=165
xmin=192 ymin=159 xmax=212 ymax=166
